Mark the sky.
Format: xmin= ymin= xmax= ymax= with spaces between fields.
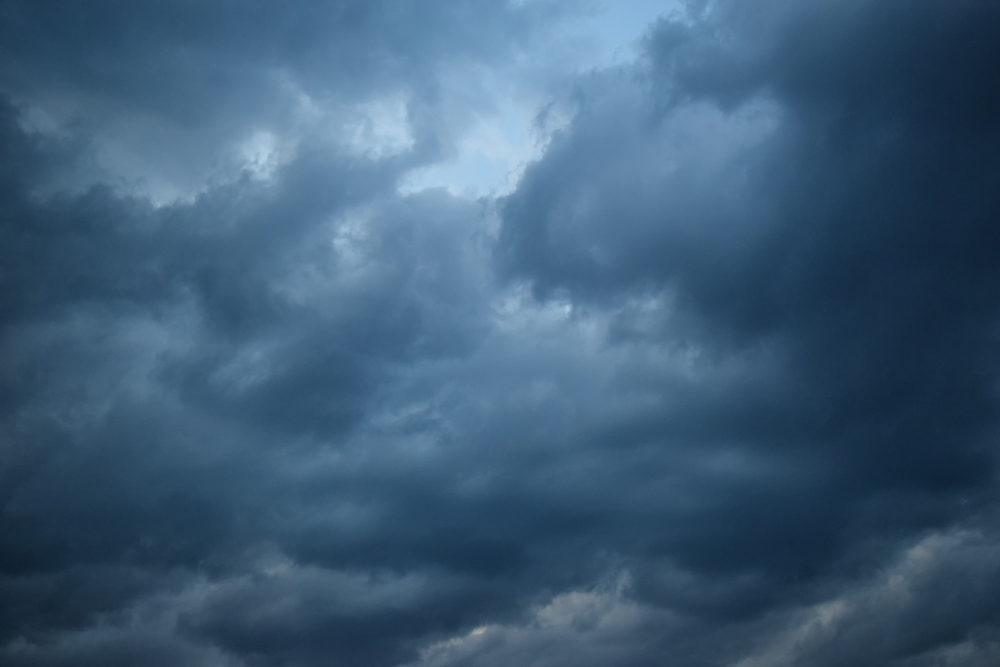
xmin=1 ymin=1 xmax=999 ymax=665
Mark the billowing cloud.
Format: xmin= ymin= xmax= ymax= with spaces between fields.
xmin=2 ymin=1 xmax=999 ymax=666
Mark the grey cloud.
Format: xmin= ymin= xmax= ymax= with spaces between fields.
xmin=499 ymin=0 xmax=1000 ymax=567
xmin=2 ymin=1 xmax=1000 ymax=666
xmin=0 ymin=0 xmax=563 ymax=196
xmin=0 ymin=82 xmax=507 ymax=665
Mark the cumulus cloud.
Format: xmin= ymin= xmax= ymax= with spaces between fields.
xmin=1 ymin=1 xmax=999 ymax=666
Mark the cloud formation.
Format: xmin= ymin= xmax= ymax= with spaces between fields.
xmin=2 ymin=1 xmax=999 ymax=665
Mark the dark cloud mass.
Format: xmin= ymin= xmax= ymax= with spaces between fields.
xmin=2 ymin=1 xmax=999 ymax=665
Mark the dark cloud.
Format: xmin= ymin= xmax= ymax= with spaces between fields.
xmin=2 ymin=1 xmax=999 ymax=666
xmin=0 ymin=0 xmax=562 ymax=198
xmin=499 ymin=0 xmax=1000 ymax=565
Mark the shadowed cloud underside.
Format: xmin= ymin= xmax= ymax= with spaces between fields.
xmin=1 ymin=1 xmax=999 ymax=666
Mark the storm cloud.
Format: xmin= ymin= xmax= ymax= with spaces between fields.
xmin=2 ymin=1 xmax=999 ymax=666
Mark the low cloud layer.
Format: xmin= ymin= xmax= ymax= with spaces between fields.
xmin=2 ymin=1 xmax=999 ymax=666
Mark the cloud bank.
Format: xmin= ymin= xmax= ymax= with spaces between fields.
xmin=2 ymin=1 xmax=999 ymax=665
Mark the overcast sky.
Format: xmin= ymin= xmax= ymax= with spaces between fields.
xmin=2 ymin=1 xmax=1000 ymax=665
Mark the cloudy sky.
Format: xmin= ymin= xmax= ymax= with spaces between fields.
xmin=2 ymin=1 xmax=1000 ymax=665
